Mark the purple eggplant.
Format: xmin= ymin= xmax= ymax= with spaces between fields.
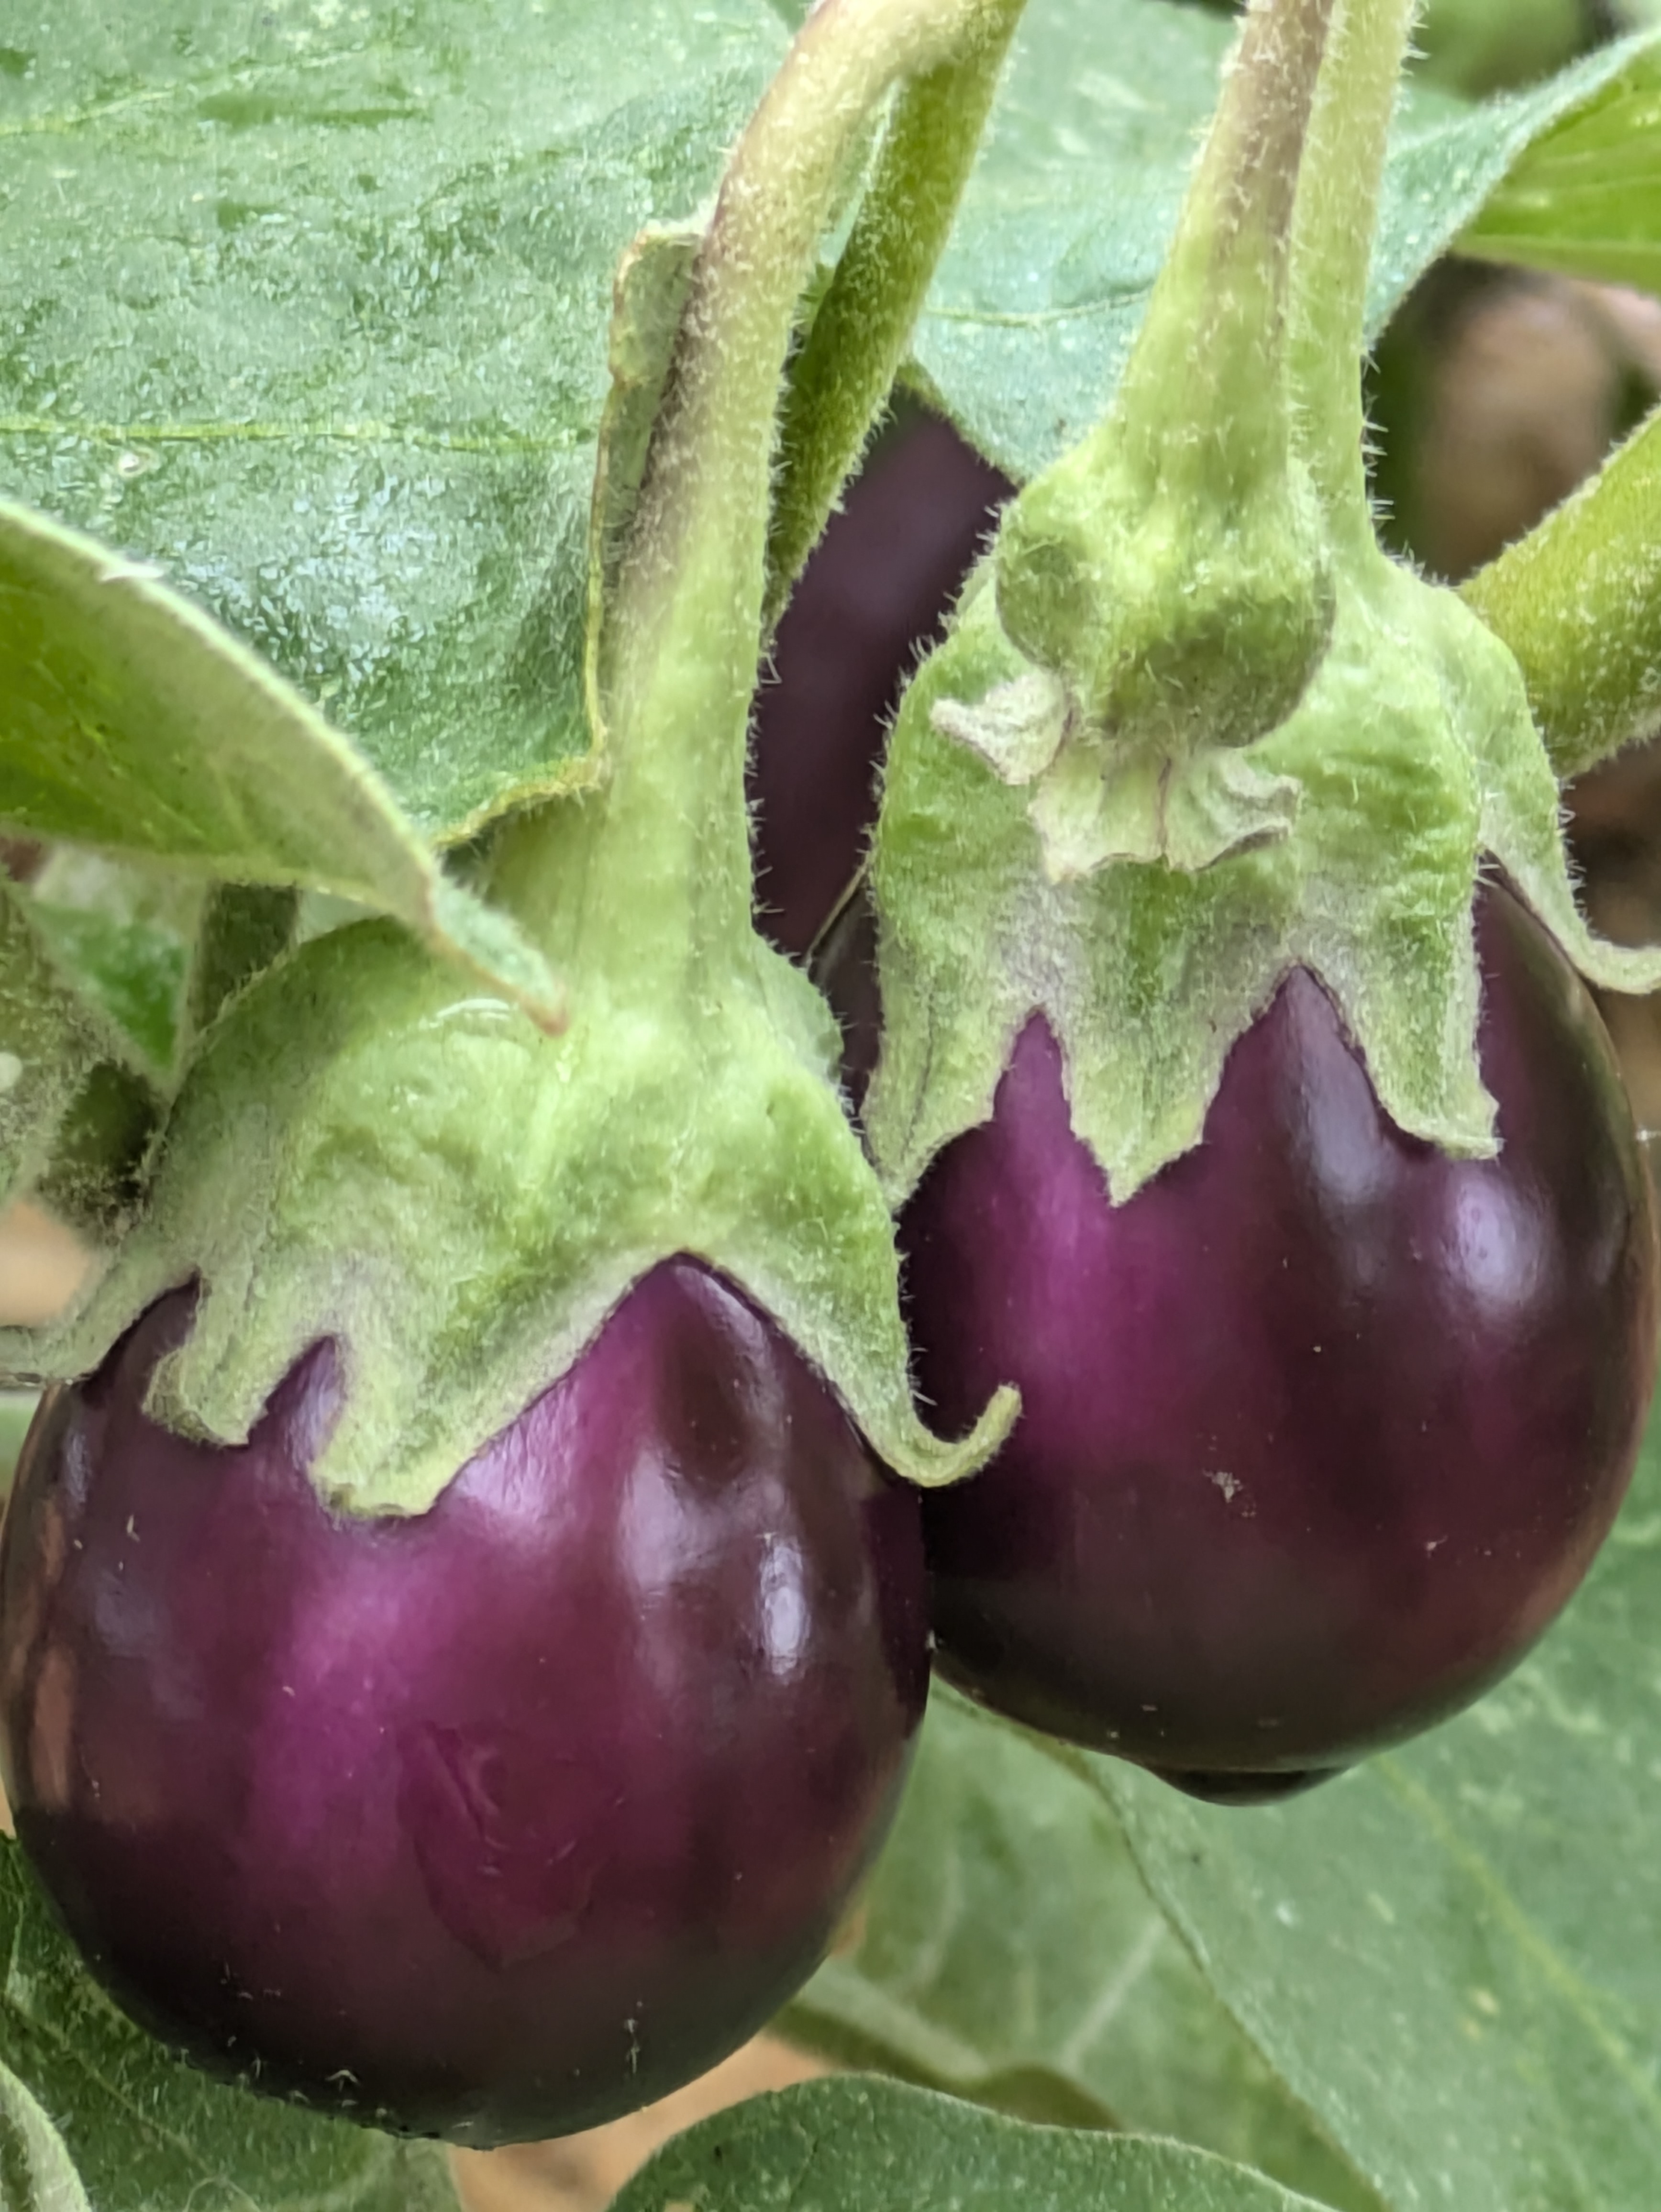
xmin=0 ymin=1260 xmax=928 ymax=2143
xmin=750 ymin=412 xmax=1012 ymax=958
xmin=902 ymin=882 xmax=1658 ymax=1796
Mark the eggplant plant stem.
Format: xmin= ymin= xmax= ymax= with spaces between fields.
xmin=1114 ymin=0 xmax=1337 ymax=494
xmin=492 ymin=0 xmax=1028 ymax=989
xmin=762 ymin=17 xmax=1021 ymax=630
xmin=1286 ymin=0 xmax=1420 ymax=544
xmin=597 ymin=0 xmax=1028 ymax=973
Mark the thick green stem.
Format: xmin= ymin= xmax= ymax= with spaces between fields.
xmin=495 ymin=0 xmax=1026 ymax=988
xmin=1115 ymin=0 xmax=1337 ymax=499
xmin=1462 ymin=404 xmax=1661 ymax=780
xmin=763 ymin=17 xmax=1021 ymax=629
xmin=989 ymin=0 xmax=1340 ymax=788
xmin=1285 ymin=0 xmax=1419 ymax=544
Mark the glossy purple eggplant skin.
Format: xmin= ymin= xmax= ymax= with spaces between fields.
xmin=750 ymin=412 xmax=1011 ymax=957
xmin=0 ymin=1260 xmax=928 ymax=2144
xmin=906 ymin=884 xmax=1659 ymax=1792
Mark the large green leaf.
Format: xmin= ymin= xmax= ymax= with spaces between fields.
xmin=6 ymin=0 xmax=1661 ymax=889
xmin=609 ymin=2076 xmax=1329 ymax=2212
xmin=0 ymin=1840 xmax=460 ymax=2212
xmin=913 ymin=11 xmax=1661 ymax=482
xmin=785 ymin=1692 xmax=1377 ymax=2212
xmin=0 ymin=0 xmax=784 ymax=844
xmin=1082 ymin=1390 xmax=1661 ymax=2212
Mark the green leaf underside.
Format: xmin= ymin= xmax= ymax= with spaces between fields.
xmin=785 ymin=1690 xmax=1378 ymax=2211
xmin=0 ymin=500 xmax=562 ymax=1027
xmin=23 ymin=851 xmax=201 ymax=1080
xmin=4 ymin=922 xmax=1011 ymax=1511
xmin=609 ymin=2076 xmax=1328 ymax=2212
xmin=0 ymin=0 xmax=784 ymax=845
xmin=1065 ymin=1385 xmax=1661 ymax=2212
xmin=2 ymin=0 xmax=1655 ymax=889
xmin=0 ymin=1840 xmax=459 ymax=2212
xmin=1459 ymin=49 xmax=1661 ymax=290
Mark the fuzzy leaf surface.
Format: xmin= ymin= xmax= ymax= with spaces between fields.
xmin=0 ymin=880 xmax=125 ymax=1214
xmin=1459 ymin=50 xmax=1661 ymax=289
xmin=912 ymin=14 xmax=1661 ymax=482
xmin=4 ymin=0 xmax=1658 ymax=860
xmin=0 ymin=502 xmax=561 ymax=1025
xmin=609 ymin=2075 xmax=1329 ymax=2212
xmin=1087 ymin=1391 xmax=1661 ymax=2212
xmin=0 ymin=0 xmax=783 ymax=844
xmin=786 ymin=1691 xmax=1378 ymax=2211
xmin=0 ymin=1840 xmax=460 ymax=2212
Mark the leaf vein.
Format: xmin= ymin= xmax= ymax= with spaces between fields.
xmin=1373 ymin=1754 xmax=1661 ymax=2131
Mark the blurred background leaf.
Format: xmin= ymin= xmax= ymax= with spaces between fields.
xmin=0 ymin=879 xmax=155 ymax=1227
xmin=19 ymin=856 xmax=199 ymax=1081
xmin=0 ymin=2056 xmax=93 ymax=2212
xmin=609 ymin=2075 xmax=1337 ymax=2212
xmin=1077 ymin=1388 xmax=1661 ymax=2212
xmin=0 ymin=1393 xmax=34 ymax=1503
xmin=785 ymin=1691 xmax=1377 ymax=2212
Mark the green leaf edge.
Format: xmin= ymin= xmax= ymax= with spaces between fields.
xmin=0 ymin=499 xmax=565 ymax=1031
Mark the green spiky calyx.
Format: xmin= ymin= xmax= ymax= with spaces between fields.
xmin=9 ymin=914 xmax=1006 ymax=1516
xmin=970 ymin=0 xmax=1339 ymax=882
xmin=864 ymin=0 xmax=1661 ymax=1207
xmin=869 ymin=522 xmax=1661 ymax=1206
xmin=986 ymin=387 xmax=1331 ymax=879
